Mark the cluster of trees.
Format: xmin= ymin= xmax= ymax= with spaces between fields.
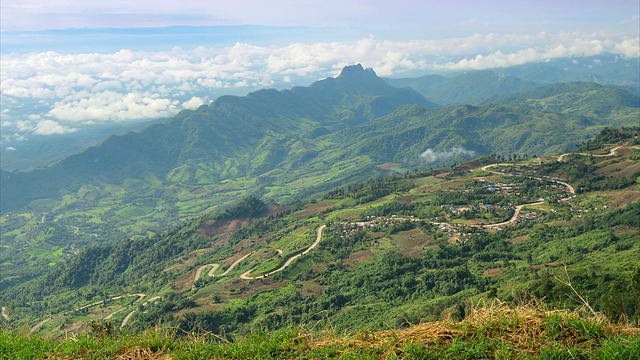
xmin=323 ymin=175 xmax=414 ymax=204
xmin=577 ymin=126 xmax=640 ymax=151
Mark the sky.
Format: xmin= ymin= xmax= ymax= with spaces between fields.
xmin=1 ymin=0 xmax=639 ymax=145
xmin=1 ymin=0 xmax=638 ymax=35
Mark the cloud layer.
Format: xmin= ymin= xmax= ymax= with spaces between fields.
xmin=420 ymin=147 xmax=477 ymax=164
xmin=1 ymin=32 xmax=638 ymax=144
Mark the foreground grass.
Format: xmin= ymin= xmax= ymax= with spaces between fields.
xmin=2 ymin=302 xmax=639 ymax=359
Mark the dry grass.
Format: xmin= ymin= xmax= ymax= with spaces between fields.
xmin=115 ymin=347 xmax=171 ymax=360
xmin=307 ymin=300 xmax=640 ymax=358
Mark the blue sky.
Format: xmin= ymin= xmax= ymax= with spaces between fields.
xmin=2 ymin=0 xmax=638 ymax=36
xmin=0 ymin=0 xmax=638 ymax=144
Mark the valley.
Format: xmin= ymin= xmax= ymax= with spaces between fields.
xmin=2 ymin=129 xmax=637 ymax=339
xmin=1 ymin=67 xmax=638 ymax=292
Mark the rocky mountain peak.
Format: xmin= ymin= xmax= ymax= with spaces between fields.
xmin=338 ymin=64 xmax=377 ymax=79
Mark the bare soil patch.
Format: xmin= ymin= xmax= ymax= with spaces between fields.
xmin=347 ymin=249 xmax=373 ymax=265
xmin=608 ymin=191 xmax=640 ymax=207
xmin=376 ymin=163 xmax=402 ymax=170
xmin=394 ymin=195 xmax=414 ymax=205
xmin=223 ymin=278 xmax=285 ymax=299
xmin=509 ymin=235 xmax=529 ymax=244
xmin=391 ymin=228 xmax=434 ymax=257
xmin=441 ymin=179 xmax=472 ymax=189
xmin=297 ymin=280 xmax=326 ymax=297
xmin=483 ymin=268 xmax=503 ymax=277
xmin=292 ymin=201 xmax=335 ymax=219
xmin=197 ymin=218 xmax=248 ymax=239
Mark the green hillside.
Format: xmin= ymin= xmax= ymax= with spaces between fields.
xmin=2 ymin=302 xmax=638 ymax=359
xmin=1 ymin=129 xmax=638 ymax=343
xmin=385 ymin=70 xmax=538 ymax=105
xmin=1 ymin=68 xmax=639 ymax=290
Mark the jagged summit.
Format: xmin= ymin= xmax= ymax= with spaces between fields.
xmin=338 ymin=64 xmax=377 ymax=78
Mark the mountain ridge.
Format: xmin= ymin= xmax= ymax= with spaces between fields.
xmin=1 ymin=69 xmax=638 ymax=290
xmin=2 ymin=128 xmax=638 ymax=340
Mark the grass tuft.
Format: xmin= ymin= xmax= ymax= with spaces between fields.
xmin=1 ymin=300 xmax=638 ymax=359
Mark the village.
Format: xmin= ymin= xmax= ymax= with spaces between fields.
xmin=329 ymin=167 xmax=579 ymax=246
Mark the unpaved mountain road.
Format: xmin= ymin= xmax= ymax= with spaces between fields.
xmin=28 ymin=148 xmax=628 ymax=332
xmin=557 ymin=146 xmax=624 ymax=162
xmin=470 ymin=202 xmax=544 ymax=228
xmin=192 ymin=252 xmax=255 ymax=285
xmin=120 ymin=296 xmax=161 ymax=328
xmin=240 ymin=225 xmax=326 ymax=280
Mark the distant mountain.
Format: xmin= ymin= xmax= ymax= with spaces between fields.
xmin=0 ymin=64 xmax=435 ymax=212
xmin=1 ymin=65 xmax=639 ymax=288
xmin=385 ymin=71 xmax=538 ymax=105
xmin=495 ymin=55 xmax=640 ymax=87
xmin=497 ymin=82 xmax=640 ymax=119
xmin=0 ymin=120 xmax=164 ymax=172
xmin=2 ymin=70 xmax=637 ymax=215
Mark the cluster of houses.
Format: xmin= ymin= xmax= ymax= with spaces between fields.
xmin=333 ymin=215 xmax=413 ymax=238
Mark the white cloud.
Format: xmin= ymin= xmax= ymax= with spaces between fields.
xmin=6 ymin=146 xmax=17 ymax=151
xmin=0 ymin=32 xmax=638 ymax=140
xmin=182 ymin=96 xmax=205 ymax=110
xmin=612 ymin=38 xmax=640 ymax=58
xmin=48 ymin=91 xmax=179 ymax=123
xmin=33 ymin=120 xmax=78 ymax=135
xmin=420 ymin=147 xmax=476 ymax=163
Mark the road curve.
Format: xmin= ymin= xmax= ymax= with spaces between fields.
xmin=194 ymin=264 xmax=220 ymax=285
xmin=120 ymin=311 xmax=136 ymax=328
xmin=241 ymin=225 xmax=326 ymax=280
xmin=120 ymin=296 xmax=161 ymax=328
xmin=192 ymin=252 xmax=255 ymax=286
xmin=557 ymin=146 xmax=624 ymax=162
xmin=30 ymin=318 xmax=52 ymax=333
xmin=481 ymin=163 xmax=514 ymax=173
xmin=470 ymin=201 xmax=544 ymax=228
xmin=1 ymin=307 xmax=9 ymax=321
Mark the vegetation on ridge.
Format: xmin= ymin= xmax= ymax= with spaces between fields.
xmin=1 ymin=301 xmax=638 ymax=359
xmin=1 ymin=129 xmax=638 ymax=349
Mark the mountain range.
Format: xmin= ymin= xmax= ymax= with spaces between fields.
xmin=2 ymin=127 xmax=638 ymax=339
xmin=0 ymin=64 xmax=638 ymax=289
xmin=2 ymin=65 xmax=638 ymax=210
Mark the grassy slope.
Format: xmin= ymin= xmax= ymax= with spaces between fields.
xmin=1 ymin=302 xmax=638 ymax=359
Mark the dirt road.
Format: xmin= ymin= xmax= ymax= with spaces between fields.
xmin=120 ymin=296 xmax=161 ymax=328
xmin=470 ymin=202 xmax=544 ymax=228
xmin=193 ymin=252 xmax=254 ymax=286
xmin=241 ymin=225 xmax=326 ymax=280
xmin=557 ymin=146 xmax=623 ymax=162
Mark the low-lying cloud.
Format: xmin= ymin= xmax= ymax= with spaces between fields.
xmin=420 ymin=147 xmax=476 ymax=164
xmin=1 ymin=32 xmax=638 ymax=144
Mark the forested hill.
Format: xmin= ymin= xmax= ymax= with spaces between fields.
xmin=1 ymin=67 xmax=638 ymax=290
xmin=1 ymin=129 xmax=638 ymax=340
xmin=497 ymin=82 xmax=640 ymax=117
xmin=385 ymin=70 xmax=539 ymax=105
xmin=0 ymin=64 xmax=434 ymax=212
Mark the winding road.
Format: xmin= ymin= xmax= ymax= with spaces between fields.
xmin=470 ymin=202 xmax=544 ymax=228
xmin=120 ymin=296 xmax=161 ymax=328
xmin=557 ymin=146 xmax=623 ymax=162
xmin=27 ymin=148 xmax=631 ymax=334
xmin=192 ymin=252 xmax=255 ymax=285
xmin=240 ymin=225 xmax=326 ymax=280
xmin=1 ymin=307 xmax=9 ymax=321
